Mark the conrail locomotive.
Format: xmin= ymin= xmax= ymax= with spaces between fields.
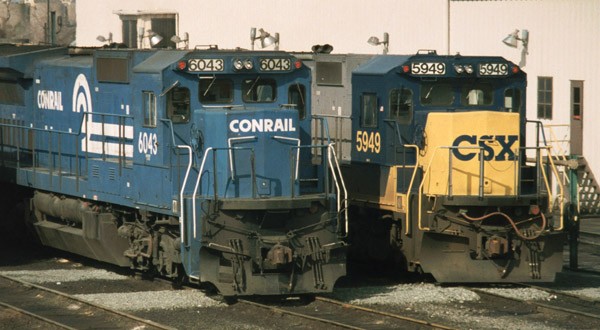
xmin=0 ymin=44 xmax=348 ymax=296
xmin=304 ymin=50 xmax=566 ymax=282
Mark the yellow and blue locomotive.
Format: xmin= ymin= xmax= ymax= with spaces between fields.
xmin=307 ymin=51 xmax=565 ymax=282
xmin=0 ymin=44 xmax=347 ymax=296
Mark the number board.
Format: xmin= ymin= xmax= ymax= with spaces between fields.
xmin=411 ymin=62 xmax=446 ymax=75
xmin=187 ymin=59 xmax=224 ymax=72
xmin=259 ymin=58 xmax=292 ymax=72
xmin=478 ymin=63 xmax=509 ymax=76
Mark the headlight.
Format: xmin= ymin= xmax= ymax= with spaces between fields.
xmin=233 ymin=59 xmax=244 ymax=70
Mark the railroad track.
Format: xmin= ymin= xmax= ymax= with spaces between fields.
xmin=470 ymin=284 xmax=600 ymax=327
xmin=579 ymin=230 xmax=600 ymax=246
xmin=0 ymin=274 xmax=175 ymax=330
xmin=240 ymin=296 xmax=457 ymax=330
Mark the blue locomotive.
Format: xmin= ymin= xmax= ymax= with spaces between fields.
xmin=0 ymin=44 xmax=347 ymax=296
xmin=306 ymin=51 xmax=566 ymax=282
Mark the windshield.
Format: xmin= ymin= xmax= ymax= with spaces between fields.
xmin=420 ymin=81 xmax=495 ymax=107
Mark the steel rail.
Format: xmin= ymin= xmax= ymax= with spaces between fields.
xmin=0 ymin=274 xmax=176 ymax=330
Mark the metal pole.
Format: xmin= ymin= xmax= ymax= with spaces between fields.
xmin=568 ymin=155 xmax=580 ymax=269
xmin=447 ymin=0 xmax=450 ymax=55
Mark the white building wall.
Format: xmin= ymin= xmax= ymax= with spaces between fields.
xmin=77 ymin=0 xmax=448 ymax=54
xmin=449 ymin=0 xmax=600 ymax=179
xmin=77 ymin=0 xmax=600 ymax=179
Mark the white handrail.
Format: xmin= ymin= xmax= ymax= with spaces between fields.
xmin=273 ymin=136 xmax=301 ymax=180
xmin=227 ymin=136 xmax=257 ymax=180
xmin=192 ymin=147 xmax=214 ymax=239
xmin=177 ymin=145 xmax=193 ymax=244
xmin=327 ymin=144 xmax=348 ymax=235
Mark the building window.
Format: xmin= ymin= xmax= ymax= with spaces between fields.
xmin=150 ymin=18 xmax=176 ymax=48
xmin=143 ymin=91 xmax=157 ymax=127
xmin=118 ymin=13 xmax=177 ymax=49
xmin=537 ymin=77 xmax=553 ymax=119
xmin=122 ymin=19 xmax=137 ymax=48
xmin=361 ymin=93 xmax=378 ymax=127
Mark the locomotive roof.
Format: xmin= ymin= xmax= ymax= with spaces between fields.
xmin=354 ymin=53 xmax=517 ymax=76
xmin=353 ymin=55 xmax=412 ymax=76
xmin=132 ymin=50 xmax=189 ymax=73
xmin=0 ymin=44 xmax=67 ymax=79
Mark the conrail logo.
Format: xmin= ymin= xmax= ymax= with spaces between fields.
xmin=229 ymin=118 xmax=296 ymax=133
xmin=452 ymin=135 xmax=518 ymax=161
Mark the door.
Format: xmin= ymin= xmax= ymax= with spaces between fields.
xmin=570 ymin=81 xmax=583 ymax=155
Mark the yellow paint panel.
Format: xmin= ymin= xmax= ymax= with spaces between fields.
xmin=420 ymin=111 xmax=520 ymax=196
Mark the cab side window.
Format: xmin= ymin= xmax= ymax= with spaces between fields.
xmin=167 ymin=87 xmax=190 ymax=123
xmin=504 ymin=88 xmax=522 ymax=113
xmin=390 ymin=88 xmax=412 ymax=123
xmin=361 ymin=93 xmax=378 ymax=127
xmin=143 ymin=91 xmax=157 ymax=127
xmin=288 ymin=84 xmax=306 ymax=119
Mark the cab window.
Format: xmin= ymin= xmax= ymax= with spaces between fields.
xmin=461 ymin=83 xmax=493 ymax=106
xmin=504 ymin=88 xmax=522 ymax=112
xmin=420 ymin=83 xmax=453 ymax=106
xmin=199 ymin=78 xmax=233 ymax=104
xmin=142 ymin=91 xmax=157 ymax=127
xmin=361 ymin=93 xmax=378 ymax=127
xmin=243 ymin=78 xmax=276 ymax=103
xmin=167 ymin=87 xmax=190 ymax=123
xmin=390 ymin=88 xmax=412 ymax=123
xmin=288 ymin=84 xmax=306 ymax=119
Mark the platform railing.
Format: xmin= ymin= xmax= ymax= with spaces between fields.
xmin=0 ymin=111 xmax=133 ymax=192
xmin=312 ymin=115 xmax=352 ymax=161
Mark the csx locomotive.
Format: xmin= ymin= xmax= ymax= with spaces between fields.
xmin=305 ymin=51 xmax=566 ymax=282
xmin=0 ymin=44 xmax=347 ymax=296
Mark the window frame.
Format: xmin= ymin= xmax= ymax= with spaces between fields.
xmin=199 ymin=77 xmax=233 ymax=104
xmin=360 ymin=93 xmax=378 ymax=128
xmin=167 ymin=86 xmax=190 ymax=124
xmin=504 ymin=88 xmax=522 ymax=113
xmin=242 ymin=78 xmax=277 ymax=103
xmin=288 ymin=83 xmax=306 ymax=120
xmin=389 ymin=88 xmax=412 ymax=124
xmin=143 ymin=91 xmax=157 ymax=127
xmin=537 ymin=76 xmax=553 ymax=119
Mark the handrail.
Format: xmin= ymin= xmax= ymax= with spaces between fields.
xmin=273 ymin=136 xmax=301 ymax=180
xmin=228 ymin=136 xmax=257 ymax=181
xmin=522 ymin=145 xmax=565 ymax=230
xmin=417 ymin=145 xmax=484 ymax=231
xmin=543 ymin=124 xmax=570 ymax=161
xmin=403 ymin=144 xmax=420 ymax=235
xmin=193 ymin=147 xmax=214 ymax=239
xmin=162 ymin=119 xmax=194 ymax=247
xmin=192 ymin=146 xmax=256 ymax=238
xmin=327 ymin=144 xmax=348 ymax=236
